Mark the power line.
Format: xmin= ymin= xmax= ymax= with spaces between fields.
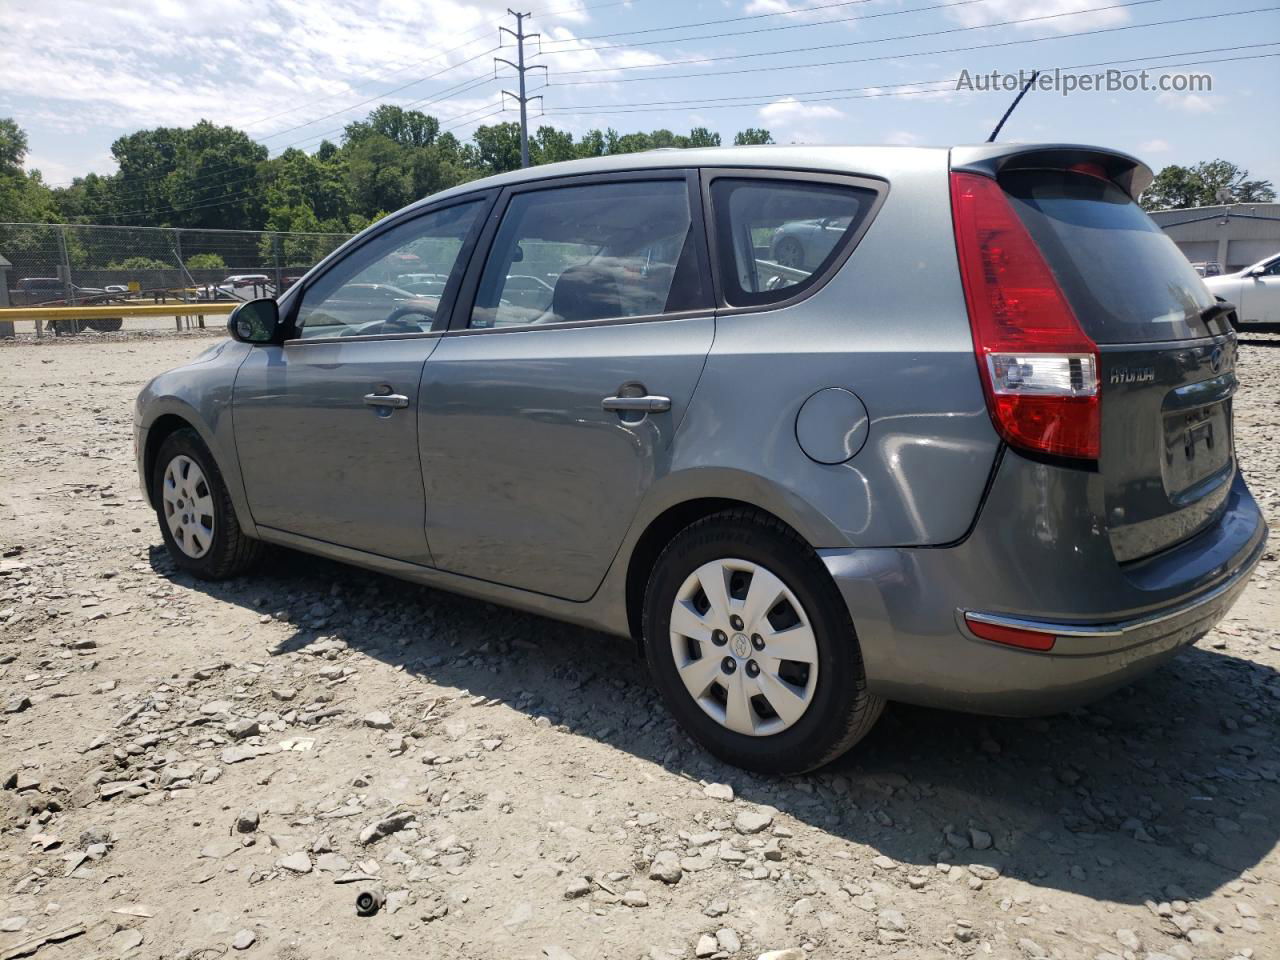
xmin=543 ymin=0 xmax=1171 ymax=70
xmin=537 ymin=0 xmax=1064 ymax=50
xmin=106 ymin=42 xmax=1270 ymax=223
xmin=257 ymin=46 xmax=501 ymax=143
xmin=548 ymin=4 xmax=1280 ymax=83
xmin=538 ymin=0 xmax=876 ymax=44
xmin=233 ymin=25 xmax=504 ymax=130
xmin=540 ymin=43 xmax=1280 ymax=113
xmin=45 ymin=1 xmax=634 ymax=189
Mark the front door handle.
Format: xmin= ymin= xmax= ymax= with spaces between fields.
xmin=602 ymin=395 xmax=672 ymax=413
xmin=364 ymin=392 xmax=409 ymax=409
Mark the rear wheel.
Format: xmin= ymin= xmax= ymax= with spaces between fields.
xmin=642 ymin=509 xmax=884 ymax=774
xmin=774 ymin=237 xmax=805 ymax=270
xmin=152 ymin=429 xmax=260 ymax=579
xmin=49 ymin=317 xmax=123 ymax=334
xmin=82 ymin=317 xmax=123 ymax=332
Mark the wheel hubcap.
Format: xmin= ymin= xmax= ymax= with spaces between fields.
xmin=161 ymin=454 xmax=215 ymax=559
xmin=669 ymin=558 xmax=819 ymax=737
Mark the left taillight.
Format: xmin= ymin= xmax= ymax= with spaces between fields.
xmin=949 ymin=170 xmax=1100 ymax=461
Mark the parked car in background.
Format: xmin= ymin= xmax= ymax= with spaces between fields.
xmin=10 ymin=277 xmax=121 ymax=332
xmin=1205 ymin=252 xmax=1280 ymax=327
xmin=1190 ymin=261 xmax=1222 ymax=278
xmin=196 ymin=274 xmax=272 ymax=301
xmin=768 ymin=215 xmax=855 ymax=270
xmin=11 ymin=277 xmax=106 ymax=305
xmin=135 ymin=143 xmax=1265 ymax=774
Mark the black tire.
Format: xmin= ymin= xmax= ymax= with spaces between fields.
xmin=773 ymin=237 xmax=806 ymax=270
xmin=82 ymin=318 xmax=123 ymax=332
xmin=642 ymin=509 xmax=884 ymax=775
xmin=152 ymin=428 xmax=260 ymax=579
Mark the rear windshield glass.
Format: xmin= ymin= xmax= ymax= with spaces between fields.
xmin=1001 ymin=169 xmax=1217 ymax=343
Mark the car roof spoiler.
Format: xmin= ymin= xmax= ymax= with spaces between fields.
xmin=949 ymin=143 xmax=1154 ymax=203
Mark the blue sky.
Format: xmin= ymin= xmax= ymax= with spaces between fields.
xmin=2 ymin=0 xmax=1276 ymax=192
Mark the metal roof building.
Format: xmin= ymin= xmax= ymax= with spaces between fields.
xmin=1150 ymin=203 xmax=1280 ymax=272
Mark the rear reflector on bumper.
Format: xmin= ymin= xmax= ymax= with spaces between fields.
xmin=964 ymin=613 xmax=1056 ymax=651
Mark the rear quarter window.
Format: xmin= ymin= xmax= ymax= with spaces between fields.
xmin=1000 ymin=170 xmax=1218 ymax=343
xmin=708 ymin=177 xmax=879 ymax=308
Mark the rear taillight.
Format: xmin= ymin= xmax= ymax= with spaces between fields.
xmin=950 ymin=171 xmax=1100 ymax=460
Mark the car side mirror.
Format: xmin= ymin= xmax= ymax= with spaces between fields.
xmin=228 ymin=298 xmax=280 ymax=344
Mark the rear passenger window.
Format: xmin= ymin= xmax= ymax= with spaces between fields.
xmin=710 ymin=178 xmax=876 ymax=307
xmin=470 ymin=179 xmax=706 ymax=328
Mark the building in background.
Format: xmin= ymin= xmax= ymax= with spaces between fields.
xmin=1151 ymin=203 xmax=1280 ymax=273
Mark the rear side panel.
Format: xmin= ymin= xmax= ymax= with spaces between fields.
xmin=673 ymin=149 xmax=1000 ymax=548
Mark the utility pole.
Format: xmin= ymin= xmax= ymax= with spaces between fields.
xmin=496 ymin=10 xmax=546 ymax=168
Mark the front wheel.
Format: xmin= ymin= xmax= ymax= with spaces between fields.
xmin=152 ymin=428 xmax=260 ymax=579
xmin=642 ymin=510 xmax=884 ymax=774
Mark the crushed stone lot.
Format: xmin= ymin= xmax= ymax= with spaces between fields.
xmin=0 ymin=331 xmax=1277 ymax=960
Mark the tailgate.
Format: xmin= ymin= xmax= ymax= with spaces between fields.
xmin=998 ymin=162 xmax=1236 ymax=562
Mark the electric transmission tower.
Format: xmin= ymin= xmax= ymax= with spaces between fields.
xmin=496 ymin=10 xmax=547 ymax=168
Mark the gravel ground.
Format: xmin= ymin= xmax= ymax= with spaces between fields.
xmin=0 ymin=331 xmax=1277 ymax=960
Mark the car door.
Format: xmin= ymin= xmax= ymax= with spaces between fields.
xmin=419 ymin=171 xmax=715 ymax=601
xmin=1245 ymin=256 xmax=1280 ymax=323
xmin=232 ymin=194 xmax=491 ymax=563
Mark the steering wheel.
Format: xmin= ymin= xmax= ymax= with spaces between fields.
xmin=339 ymin=305 xmax=435 ymax=337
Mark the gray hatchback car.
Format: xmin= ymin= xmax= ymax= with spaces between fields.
xmin=136 ymin=143 xmax=1266 ymax=774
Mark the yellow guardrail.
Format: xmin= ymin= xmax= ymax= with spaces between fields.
xmin=0 ymin=302 xmax=237 ymax=321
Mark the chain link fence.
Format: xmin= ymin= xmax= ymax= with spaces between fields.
xmin=0 ymin=222 xmax=352 ymax=335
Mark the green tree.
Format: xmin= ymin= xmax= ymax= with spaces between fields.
xmin=166 ymin=120 xmax=268 ymax=229
xmin=1141 ymin=159 xmax=1276 ymax=210
xmin=0 ymin=118 xmax=59 ymax=223
xmin=185 ymin=252 xmax=226 ymax=269
xmin=531 ymin=126 xmax=578 ymax=165
xmin=0 ymin=118 xmax=27 ymax=175
xmin=470 ymin=122 xmax=523 ymax=174
xmin=106 ymin=256 xmax=172 ymax=269
xmin=734 ymin=128 xmax=774 ymax=145
xmin=685 ymin=127 xmax=721 ymax=148
xmin=344 ymin=134 xmax=414 ymax=216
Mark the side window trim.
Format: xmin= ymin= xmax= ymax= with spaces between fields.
xmin=282 ymin=189 xmax=497 ymax=342
xmin=699 ymin=167 xmax=888 ymax=315
xmin=446 ymin=168 xmax=713 ymax=334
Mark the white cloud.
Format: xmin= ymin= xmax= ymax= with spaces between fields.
xmin=883 ymin=130 xmax=921 ymax=146
xmin=534 ymin=25 xmax=671 ymax=76
xmin=743 ymin=0 xmax=856 ymax=21
xmin=944 ymin=0 xmax=1131 ymax=33
xmin=1156 ymin=91 xmax=1218 ymax=114
xmin=1139 ymin=138 xmax=1171 ymax=153
xmin=0 ymin=0 xmax=646 ymax=178
xmin=758 ymin=97 xmax=844 ymax=123
xmin=757 ymin=97 xmax=843 ymax=145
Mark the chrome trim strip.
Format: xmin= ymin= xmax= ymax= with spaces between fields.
xmin=963 ymin=535 xmax=1265 ymax=639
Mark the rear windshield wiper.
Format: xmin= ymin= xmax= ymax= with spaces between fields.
xmin=1200 ymin=300 xmax=1236 ymax=325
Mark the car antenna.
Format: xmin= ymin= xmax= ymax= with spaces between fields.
xmin=986 ymin=69 xmax=1040 ymax=143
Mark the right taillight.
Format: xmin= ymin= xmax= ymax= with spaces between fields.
xmin=950 ymin=171 xmax=1100 ymax=461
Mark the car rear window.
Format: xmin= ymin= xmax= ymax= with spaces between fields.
xmin=1000 ymin=169 xmax=1217 ymax=343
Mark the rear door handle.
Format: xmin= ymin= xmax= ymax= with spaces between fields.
xmin=364 ymin=392 xmax=409 ymax=409
xmin=602 ymin=395 xmax=672 ymax=413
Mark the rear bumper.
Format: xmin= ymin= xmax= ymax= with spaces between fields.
xmin=822 ymin=453 xmax=1267 ymax=715
xmin=134 ymin=421 xmax=151 ymax=508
